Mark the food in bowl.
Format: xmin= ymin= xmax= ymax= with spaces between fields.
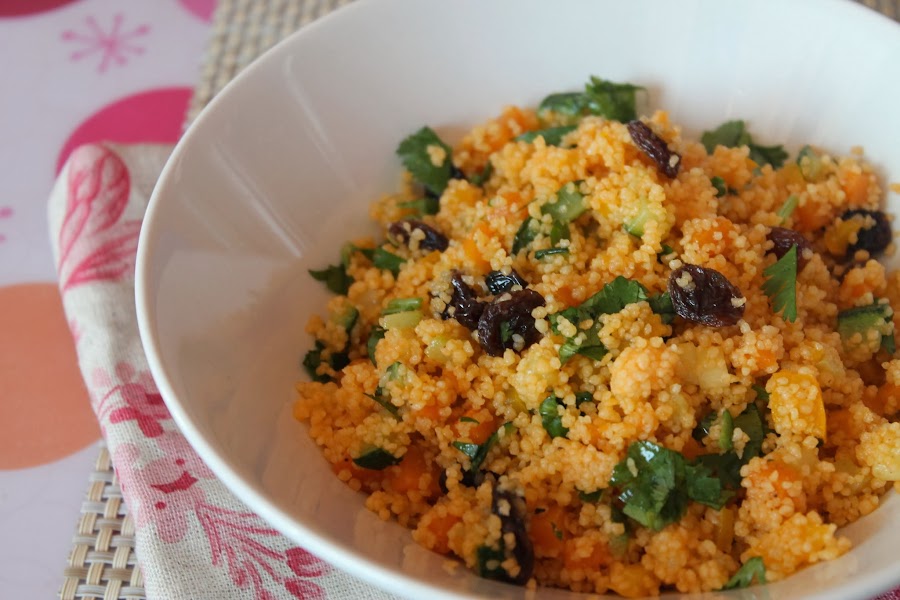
xmin=293 ymin=76 xmax=900 ymax=595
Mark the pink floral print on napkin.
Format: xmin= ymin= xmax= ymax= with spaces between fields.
xmin=58 ymin=144 xmax=141 ymax=291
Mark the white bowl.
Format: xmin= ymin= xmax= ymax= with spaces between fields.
xmin=135 ymin=0 xmax=900 ymax=598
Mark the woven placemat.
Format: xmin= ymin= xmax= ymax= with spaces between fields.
xmin=59 ymin=0 xmax=899 ymax=598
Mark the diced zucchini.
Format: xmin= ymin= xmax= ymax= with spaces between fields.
xmin=837 ymin=302 xmax=895 ymax=355
xmin=382 ymin=297 xmax=423 ymax=315
xmin=382 ymin=310 xmax=422 ymax=330
xmin=331 ymin=305 xmax=359 ymax=334
xmin=367 ymin=325 xmax=386 ymax=364
xmin=623 ymin=195 xmax=654 ymax=237
xmin=718 ymin=410 xmax=734 ymax=451
xmin=541 ymin=182 xmax=586 ymax=224
xmin=796 ymin=145 xmax=824 ymax=182
xmin=515 ymin=125 xmax=577 ymax=146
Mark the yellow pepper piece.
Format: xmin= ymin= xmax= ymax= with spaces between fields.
xmin=766 ymin=370 xmax=827 ymax=440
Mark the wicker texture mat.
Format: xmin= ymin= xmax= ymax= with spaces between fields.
xmin=59 ymin=0 xmax=899 ymax=598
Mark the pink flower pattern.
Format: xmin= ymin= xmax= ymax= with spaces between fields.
xmin=58 ymin=144 xmax=142 ymax=291
xmin=92 ymin=362 xmax=169 ymax=438
xmin=94 ymin=358 xmax=330 ymax=598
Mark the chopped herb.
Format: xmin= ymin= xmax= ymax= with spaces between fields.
xmin=721 ymin=557 xmax=767 ymax=590
xmin=372 ymin=248 xmax=405 ymax=276
xmin=609 ymin=441 xmax=731 ymax=531
xmin=352 ymin=447 xmax=402 ymax=470
xmin=582 ymin=77 xmax=643 ymax=122
xmin=752 ymin=384 xmax=770 ymax=402
xmin=548 ymin=220 xmax=569 ymax=245
xmin=701 ymin=120 xmax=787 ymax=169
xmin=777 ymin=195 xmax=798 ymax=223
xmin=382 ymin=297 xmax=423 ymax=315
xmin=329 ymin=351 xmax=350 ymax=371
xmin=515 ymin=125 xmax=577 ymax=146
xmin=837 ymin=302 xmax=896 ymax=355
xmin=333 ymin=305 xmax=359 ymax=334
xmin=499 ymin=321 xmax=513 ymax=344
xmin=469 ymin=162 xmax=493 ymax=186
xmin=719 ymin=410 xmax=734 ymax=451
xmin=309 ymin=263 xmax=352 ymax=295
xmin=396 ymin=126 xmax=453 ymax=196
xmin=534 ymin=247 xmax=570 ymax=259
xmin=648 ymin=291 xmax=675 ymax=324
xmin=302 ymin=341 xmax=332 ymax=383
xmin=762 ymin=244 xmax=798 ymax=322
xmin=539 ymin=396 xmax=569 ymax=439
xmin=453 ymin=423 xmax=513 ymax=475
xmin=551 ymin=277 xmax=657 ymax=363
xmin=459 ymin=416 xmax=479 ymax=424
xmin=398 ymin=197 xmax=440 ymax=216
xmin=512 ymin=216 xmax=539 ymax=254
xmin=475 ymin=543 xmax=508 ymax=581
xmin=552 ymin=523 xmax=563 ymax=540
xmin=575 ymin=391 xmax=593 ymax=406
xmin=659 ymin=243 xmax=676 ymax=257
xmin=367 ymin=326 xmax=386 ymax=364
xmin=537 ymin=76 xmax=643 ymax=125
xmin=694 ymin=403 xmax=767 ymax=490
xmin=711 ymin=176 xmax=728 ymax=198
xmin=578 ymin=489 xmax=603 ymax=503
xmin=365 ymin=386 xmax=400 ymax=418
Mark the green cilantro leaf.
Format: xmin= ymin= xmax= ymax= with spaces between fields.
xmin=302 ymin=340 xmax=332 ymax=383
xmin=837 ymin=302 xmax=896 ymax=355
xmin=453 ymin=423 xmax=513 ymax=475
xmin=469 ymin=162 xmax=493 ymax=186
xmin=365 ymin=386 xmax=400 ymax=419
xmin=512 ymin=216 xmax=539 ymax=254
xmin=721 ymin=557 xmax=767 ymax=589
xmin=459 ymin=416 xmax=479 ymax=424
xmin=583 ymin=77 xmax=643 ymax=122
xmin=762 ymin=245 xmax=798 ymax=322
xmin=372 ymin=248 xmax=406 ymax=277
xmin=536 ymin=76 xmax=643 ymax=125
xmin=752 ymin=384 xmax=770 ymax=402
xmin=701 ymin=120 xmax=787 ymax=168
xmin=578 ymin=489 xmax=603 ymax=503
xmin=540 ymin=396 xmax=569 ymax=439
xmin=353 ymin=447 xmax=402 ymax=470
xmin=309 ymin=263 xmax=352 ymax=295
xmin=711 ymin=176 xmax=728 ymax=198
xmin=396 ymin=126 xmax=453 ymax=196
xmin=367 ymin=325 xmax=386 ymax=364
xmin=648 ymin=291 xmax=675 ymax=324
xmin=515 ymin=125 xmax=577 ymax=146
xmin=398 ymin=197 xmax=440 ymax=217
xmin=609 ymin=441 xmax=731 ymax=531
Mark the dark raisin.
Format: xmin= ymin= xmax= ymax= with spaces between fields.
xmin=485 ymin=269 xmax=529 ymax=295
xmin=440 ymin=271 xmax=485 ymax=330
xmin=388 ymin=219 xmax=449 ymax=252
xmin=489 ymin=483 xmax=534 ymax=585
xmin=627 ymin=120 xmax=680 ymax=178
xmin=450 ymin=165 xmax=466 ymax=181
xmin=841 ymin=209 xmax=892 ymax=259
xmin=668 ymin=264 xmax=745 ymax=327
xmin=767 ymin=226 xmax=812 ymax=268
xmin=476 ymin=289 xmax=545 ymax=356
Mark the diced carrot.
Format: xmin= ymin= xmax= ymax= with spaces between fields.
xmin=755 ymin=348 xmax=778 ymax=373
xmin=462 ymin=221 xmax=492 ymax=274
xmin=531 ymin=505 xmax=566 ymax=558
xmin=746 ymin=460 xmax=804 ymax=510
xmin=386 ymin=444 xmax=440 ymax=498
xmin=412 ymin=402 xmax=443 ymax=423
xmin=691 ymin=216 xmax=735 ymax=252
xmin=421 ymin=512 xmax=459 ymax=555
xmin=793 ymin=198 xmax=833 ymax=233
xmin=453 ymin=408 xmax=497 ymax=445
xmin=680 ymin=436 xmax=703 ymax=460
xmin=776 ymin=163 xmax=805 ymax=187
xmin=870 ymin=383 xmax=900 ymax=416
xmin=841 ymin=170 xmax=872 ymax=206
xmin=563 ymin=538 xmax=611 ymax=571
